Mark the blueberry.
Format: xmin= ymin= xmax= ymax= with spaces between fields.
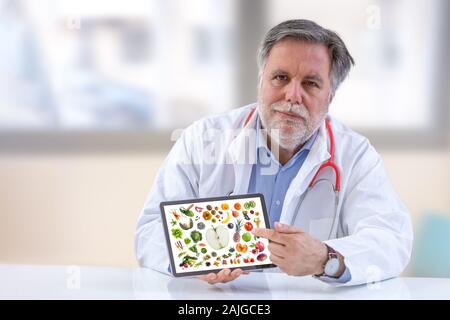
xmin=227 ymin=223 xmax=234 ymax=229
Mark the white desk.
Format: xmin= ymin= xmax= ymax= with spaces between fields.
xmin=0 ymin=264 xmax=449 ymax=299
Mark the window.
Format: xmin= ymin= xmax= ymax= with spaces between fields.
xmin=265 ymin=0 xmax=449 ymax=147
xmin=0 ymin=0 xmax=238 ymax=131
xmin=1 ymin=0 xmax=448 ymax=151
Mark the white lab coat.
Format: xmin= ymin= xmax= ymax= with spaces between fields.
xmin=135 ymin=103 xmax=413 ymax=286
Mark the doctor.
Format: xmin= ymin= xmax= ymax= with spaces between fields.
xmin=135 ymin=19 xmax=413 ymax=286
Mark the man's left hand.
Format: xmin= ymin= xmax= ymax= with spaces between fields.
xmin=252 ymin=222 xmax=328 ymax=276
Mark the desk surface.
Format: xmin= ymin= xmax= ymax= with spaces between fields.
xmin=0 ymin=264 xmax=449 ymax=300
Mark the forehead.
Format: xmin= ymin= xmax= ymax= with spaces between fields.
xmin=265 ymin=38 xmax=331 ymax=77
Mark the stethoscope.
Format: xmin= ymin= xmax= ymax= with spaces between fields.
xmin=228 ymin=108 xmax=341 ymax=240
xmin=290 ymin=115 xmax=341 ymax=240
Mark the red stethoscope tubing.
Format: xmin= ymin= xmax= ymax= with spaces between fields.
xmin=308 ymin=118 xmax=340 ymax=192
xmin=243 ymin=108 xmax=340 ymax=192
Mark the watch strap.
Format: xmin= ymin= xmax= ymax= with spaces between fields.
xmin=314 ymin=244 xmax=338 ymax=277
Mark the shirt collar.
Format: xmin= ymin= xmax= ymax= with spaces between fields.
xmin=256 ymin=115 xmax=318 ymax=166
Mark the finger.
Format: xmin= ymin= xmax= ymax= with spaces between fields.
xmin=198 ymin=272 xmax=218 ymax=284
xmin=218 ymin=268 xmax=231 ymax=277
xmin=252 ymin=228 xmax=286 ymax=245
xmin=198 ymin=272 xmax=215 ymax=281
xmin=199 ymin=268 xmax=248 ymax=284
xmin=236 ymin=268 xmax=251 ymax=275
xmin=267 ymin=241 xmax=287 ymax=257
xmin=221 ymin=269 xmax=243 ymax=283
xmin=229 ymin=268 xmax=244 ymax=281
xmin=269 ymin=253 xmax=284 ymax=266
xmin=215 ymin=268 xmax=232 ymax=282
xmin=219 ymin=268 xmax=244 ymax=283
xmin=274 ymin=222 xmax=304 ymax=234
xmin=202 ymin=271 xmax=226 ymax=285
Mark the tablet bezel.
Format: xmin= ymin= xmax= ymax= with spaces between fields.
xmin=160 ymin=193 xmax=276 ymax=277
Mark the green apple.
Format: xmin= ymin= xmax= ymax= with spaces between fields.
xmin=242 ymin=232 xmax=251 ymax=242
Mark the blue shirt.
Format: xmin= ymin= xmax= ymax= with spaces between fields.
xmin=248 ymin=116 xmax=318 ymax=228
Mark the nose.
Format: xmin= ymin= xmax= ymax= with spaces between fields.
xmin=284 ymin=79 xmax=303 ymax=105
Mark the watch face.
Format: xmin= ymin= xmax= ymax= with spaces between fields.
xmin=324 ymin=258 xmax=340 ymax=277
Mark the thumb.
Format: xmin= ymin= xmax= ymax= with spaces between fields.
xmin=274 ymin=222 xmax=303 ymax=234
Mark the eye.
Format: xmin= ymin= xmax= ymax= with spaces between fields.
xmin=271 ymin=74 xmax=289 ymax=86
xmin=274 ymin=75 xmax=288 ymax=81
xmin=305 ymin=81 xmax=319 ymax=88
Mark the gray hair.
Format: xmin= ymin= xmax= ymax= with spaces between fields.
xmin=257 ymin=19 xmax=355 ymax=92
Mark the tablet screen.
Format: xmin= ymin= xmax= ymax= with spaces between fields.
xmin=160 ymin=193 xmax=275 ymax=277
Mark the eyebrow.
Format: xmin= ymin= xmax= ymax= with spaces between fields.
xmin=269 ymin=69 xmax=288 ymax=77
xmin=304 ymin=75 xmax=324 ymax=85
xmin=269 ymin=69 xmax=324 ymax=85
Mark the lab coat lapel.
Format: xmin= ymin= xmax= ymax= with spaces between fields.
xmin=279 ymin=119 xmax=331 ymax=224
xmin=226 ymin=109 xmax=258 ymax=195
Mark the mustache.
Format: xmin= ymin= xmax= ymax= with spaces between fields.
xmin=271 ymin=102 xmax=309 ymax=119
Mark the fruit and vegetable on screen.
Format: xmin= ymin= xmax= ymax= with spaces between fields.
xmin=167 ymin=200 xmax=269 ymax=270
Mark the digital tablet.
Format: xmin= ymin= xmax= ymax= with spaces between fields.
xmin=160 ymin=193 xmax=275 ymax=277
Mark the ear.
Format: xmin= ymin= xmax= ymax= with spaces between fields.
xmin=328 ymin=91 xmax=335 ymax=104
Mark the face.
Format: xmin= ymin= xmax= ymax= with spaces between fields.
xmin=258 ymin=38 xmax=334 ymax=151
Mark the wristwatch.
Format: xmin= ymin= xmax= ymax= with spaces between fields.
xmin=318 ymin=244 xmax=342 ymax=278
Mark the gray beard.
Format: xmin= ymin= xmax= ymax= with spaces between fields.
xmin=258 ymin=104 xmax=325 ymax=151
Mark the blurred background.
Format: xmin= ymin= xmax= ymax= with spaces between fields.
xmin=1 ymin=0 xmax=449 ymax=277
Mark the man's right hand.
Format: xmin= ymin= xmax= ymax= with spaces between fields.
xmin=198 ymin=268 xmax=249 ymax=284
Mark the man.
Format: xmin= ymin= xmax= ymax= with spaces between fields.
xmin=135 ymin=19 xmax=413 ymax=286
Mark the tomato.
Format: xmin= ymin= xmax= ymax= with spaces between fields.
xmin=244 ymin=222 xmax=253 ymax=231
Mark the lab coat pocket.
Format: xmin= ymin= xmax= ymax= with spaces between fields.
xmin=309 ymin=218 xmax=333 ymax=241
